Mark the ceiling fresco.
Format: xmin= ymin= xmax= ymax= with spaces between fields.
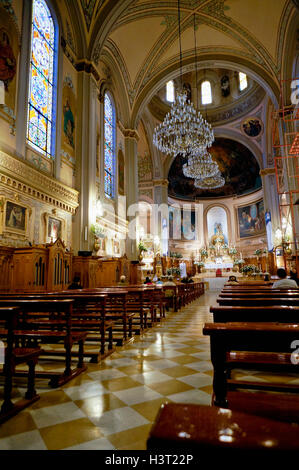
xmin=168 ymin=137 xmax=262 ymax=199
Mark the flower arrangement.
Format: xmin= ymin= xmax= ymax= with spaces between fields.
xmin=200 ymin=248 xmax=208 ymax=257
xmin=255 ymin=249 xmax=262 ymax=256
xmin=90 ymin=223 xmax=106 ymax=238
xmin=229 ymin=247 xmax=237 ymax=255
xmin=167 ymin=268 xmax=181 ymax=276
xmin=170 ymin=252 xmax=183 ymax=259
xmin=240 ymin=264 xmax=260 ymax=274
xmin=138 ymin=241 xmax=148 ymax=253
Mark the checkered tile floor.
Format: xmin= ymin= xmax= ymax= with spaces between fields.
xmin=0 ymin=291 xmax=298 ymax=450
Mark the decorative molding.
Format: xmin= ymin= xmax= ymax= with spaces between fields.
xmin=153 ymin=179 xmax=169 ymax=187
xmin=80 ymin=0 xmax=97 ymax=31
xmin=118 ymin=121 xmax=139 ymax=141
xmin=0 ymin=151 xmax=79 ymax=214
xmin=260 ymin=168 xmax=276 ymax=176
xmin=75 ymin=60 xmax=100 ymax=82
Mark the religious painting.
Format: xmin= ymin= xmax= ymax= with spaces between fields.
xmin=237 ymin=199 xmax=265 ymax=239
xmin=182 ymin=210 xmax=196 ymax=241
xmin=0 ymin=8 xmax=19 ymax=114
xmin=169 ymin=208 xmax=196 ymax=240
xmin=168 ymin=138 xmax=262 ymax=200
xmin=5 ymin=201 xmax=26 ymax=232
xmin=113 ymin=239 xmax=120 ymax=255
xmin=48 ymin=216 xmax=62 ymax=242
xmin=118 ymin=150 xmax=125 ymax=196
xmin=241 ymin=117 xmax=263 ymax=139
xmin=61 ymin=76 xmax=76 ymax=160
xmin=220 ymin=75 xmax=230 ymax=97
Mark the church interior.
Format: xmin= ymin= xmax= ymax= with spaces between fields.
xmin=0 ymin=0 xmax=299 ymax=456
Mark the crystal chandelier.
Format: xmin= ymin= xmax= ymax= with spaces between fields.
xmin=152 ymin=0 xmax=214 ymax=157
xmin=183 ymin=148 xmax=218 ymax=179
xmin=153 ymin=92 xmax=214 ymax=156
xmin=194 ymin=171 xmax=225 ymax=189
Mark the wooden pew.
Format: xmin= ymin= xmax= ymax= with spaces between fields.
xmin=217 ymin=297 xmax=299 ymax=307
xmin=147 ymin=403 xmax=299 ymax=456
xmin=219 ymin=292 xmax=299 ymax=298
xmin=203 ymin=322 xmax=299 ymax=413
xmin=210 ymin=305 xmax=299 ymax=322
xmin=0 ymin=299 xmax=87 ymax=387
xmin=0 ymin=306 xmax=41 ymax=424
xmin=0 ymin=293 xmax=115 ymax=362
xmin=162 ymin=285 xmax=180 ymax=312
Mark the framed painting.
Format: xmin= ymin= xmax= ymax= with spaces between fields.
xmin=48 ymin=216 xmax=62 ymax=242
xmin=236 ymin=199 xmax=266 ymax=239
xmin=5 ymin=201 xmax=27 ymax=234
xmin=113 ymin=239 xmax=120 ymax=255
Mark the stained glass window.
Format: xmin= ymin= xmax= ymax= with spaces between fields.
xmin=166 ymin=80 xmax=175 ymax=102
xmin=104 ymin=92 xmax=116 ymax=198
xmin=239 ymin=72 xmax=248 ymax=91
xmin=201 ymin=81 xmax=212 ymax=105
xmin=27 ymin=0 xmax=57 ymax=157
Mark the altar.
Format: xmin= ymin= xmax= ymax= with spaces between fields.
xmin=205 ymin=262 xmax=233 ymax=270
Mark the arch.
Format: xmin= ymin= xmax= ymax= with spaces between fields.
xmin=104 ymin=90 xmax=116 ymax=199
xmin=89 ymin=0 xmax=133 ymax=62
xmin=130 ymin=54 xmax=280 ymax=129
xmin=26 ymin=0 xmax=59 ymax=158
xmin=163 ymin=127 xmax=264 ymax=180
xmin=100 ymin=46 xmax=131 ymax=126
xmin=203 ymin=202 xmax=232 ymax=247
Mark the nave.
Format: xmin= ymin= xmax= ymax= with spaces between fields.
xmin=0 ymin=292 xmax=216 ymax=450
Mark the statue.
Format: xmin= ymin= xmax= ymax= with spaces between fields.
xmin=211 ymin=223 xmax=225 ymax=246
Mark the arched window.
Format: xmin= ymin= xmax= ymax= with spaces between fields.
xmin=166 ymin=80 xmax=175 ymax=102
xmin=201 ymin=80 xmax=212 ymax=105
xmin=239 ymin=72 xmax=248 ymax=91
xmin=27 ymin=0 xmax=57 ymax=157
xmin=104 ymin=92 xmax=116 ymax=199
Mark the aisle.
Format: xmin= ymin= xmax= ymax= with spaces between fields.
xmin=0 ymin=293 xmax=217 ymax=451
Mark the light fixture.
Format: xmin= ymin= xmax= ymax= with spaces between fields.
xmin=152 ymin=0 xmax=214 ymax=157
xmin=194 ymin=171 xmax=225 ymax=189
xmin=183 ymin=148 xmax=219 ymax=179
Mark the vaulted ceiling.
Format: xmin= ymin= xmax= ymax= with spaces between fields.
xmin=64 ymin=0 xmax=297 ymax=124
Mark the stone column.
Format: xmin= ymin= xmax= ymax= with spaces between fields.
xmin=124 ymin=129 xmax=139 ymax=260
xmin=72 ymin=72 xmax=98 ymax=254
xmin=153 ymin=179 xmax=169 ymax=255
xmin=260 ymin=168 xmax=280 ymax=249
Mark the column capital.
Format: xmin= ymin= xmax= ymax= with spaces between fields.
xmin=153 ymin=179 xmax=169 ymax=187
xmin=260 ymin=168 xmax=276 ymax=176
xmin=118 ymin=121 xmax=139 ymax=141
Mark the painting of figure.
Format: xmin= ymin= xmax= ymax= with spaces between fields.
xmin=0 ymin=29 xmax=16 ymax=92
xmin=237 ymin=200 xmax=265 ymax=239
xmin=63 ymin=99 xmax=75 ymax=148
xmin=118 ymin=150 xmax=125 ymax=195
xmin=168 ymin=138 xmax=262 ymax=200
xmin=0 ymin=12 xmax=19 ymax=113
xmin=5 ymin=202 xmax=26 ymax=231
xmin=241 ymin=117 xmax=263 ymax=138
xmin=48 ymin=217 xmax=62 ymax=242
xmin=61 ymin=76 xmax=76 ymax=159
